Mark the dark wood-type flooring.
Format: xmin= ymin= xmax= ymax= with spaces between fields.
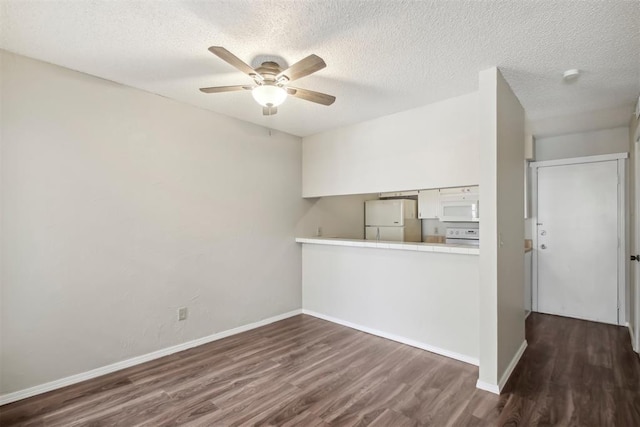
xmin=1 ymin=313 xmax=639 ymax=426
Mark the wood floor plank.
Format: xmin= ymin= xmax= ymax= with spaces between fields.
xmin=65 ymin=390 xmax=173 ymax=427
xmin=368 ymin=408 xmax=418 ymax=427
xmin=191 ymin=381 xmax=301 ymax=426
xmin=136 ymin=397 xmax=219 ymax=427
xmin=319 ymin=380 xmax=407 ymax=426
xmin=1 ymin=313 xmax=639 ymax=426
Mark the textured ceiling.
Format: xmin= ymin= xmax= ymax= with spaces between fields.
xmin=1 ymin=0 xmax=638 ymax=137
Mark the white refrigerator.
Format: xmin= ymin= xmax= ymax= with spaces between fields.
xmin=365 ymin=199 xmax=421 ymax=242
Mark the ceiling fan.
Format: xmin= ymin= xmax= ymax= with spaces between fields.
xmin=200 ymin=46 xmax=336 ymax=116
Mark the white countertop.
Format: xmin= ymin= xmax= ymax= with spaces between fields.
xmin=295 ymin=237 xmax=479 ymax=255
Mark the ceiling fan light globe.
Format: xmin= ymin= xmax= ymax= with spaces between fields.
xmin=252 ymin=85 xmax=287 ymax=107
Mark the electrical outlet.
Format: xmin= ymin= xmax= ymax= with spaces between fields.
xmin=178 ymin=307 xmax=188 ymax=321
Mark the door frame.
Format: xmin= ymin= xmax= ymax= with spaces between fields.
xmin=634 ymin=126 xmax=640 ymax=352
xmin=530 ymin=152 xmax=628 ymax=325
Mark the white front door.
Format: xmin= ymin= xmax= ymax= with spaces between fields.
xmin=537 ymin=160 xmax=619 ymax=324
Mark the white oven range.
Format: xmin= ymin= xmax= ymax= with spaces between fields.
xmin=445 ymin=228 xmax=479 ymax=246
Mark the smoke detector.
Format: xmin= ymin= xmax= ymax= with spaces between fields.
xmin=563 ymin=69 xmax=580 ymax=83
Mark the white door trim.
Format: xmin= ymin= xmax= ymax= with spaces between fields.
xmin=634 ymin=127 xmax=640 ymax=352
xmin=530 ymin=154 xmax=627 ymax=325
xmin=619 ymin=159 xmax=627 ymax=325
xmin=532 ymin=152 xmax=628 ymax=168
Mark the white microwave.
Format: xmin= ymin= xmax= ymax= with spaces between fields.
xmin=439 ymin=186 xmax=479 ymax=222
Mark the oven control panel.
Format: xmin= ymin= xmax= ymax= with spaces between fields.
xmin=446 ymin=228 xmax=479 ymax=239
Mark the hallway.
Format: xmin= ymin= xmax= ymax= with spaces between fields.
xmin=498 ymin=313 xmax=640 ymax=425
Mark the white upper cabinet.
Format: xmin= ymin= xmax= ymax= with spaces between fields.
xmin=418 ymin=189 xmax=440 ymax=219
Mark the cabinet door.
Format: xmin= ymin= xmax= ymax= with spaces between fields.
xmin=418 ymin=189 xmax=439 ymax=219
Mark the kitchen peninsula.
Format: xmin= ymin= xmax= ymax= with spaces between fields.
xmin=300 ymin=69 xmax=527 ymax=393
xmin=296 ymin=236 xmax=479 ymax=254
xmin=297 ymin=236 xmax=480 ymax=365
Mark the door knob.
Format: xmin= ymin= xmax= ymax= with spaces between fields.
xmin=540 ymin=244 xmax=547 ymax=249
xmin=631 ymin=255 xmax=640 ymax=262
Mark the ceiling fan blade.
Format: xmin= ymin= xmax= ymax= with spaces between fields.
xmin=262 ymin=106 xmax=278 ymax=116
xmin=208 ymin=46 xmax=263 ymax=80
xmin=276 ymin=54 xmax=326 ymax=82
xmin=288 ymin=87 xmax=336 ymax=106
xmin=199 ymin=85 xmax=253 ymax=93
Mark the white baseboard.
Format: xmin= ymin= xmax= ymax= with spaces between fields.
xmin=475 ymin=380 xmax=500 ymax=394
xmin=0 ymin=309 xmax=302 ymax=406
xmin=301 ymin=309 xmax=479 ymax=366
xmin=475 ymin=339 xmax=527 ymax=395
xmin=498 ymin=340 xmax=528 ymax=391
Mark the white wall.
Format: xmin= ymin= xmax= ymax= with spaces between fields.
xmin=295 ymin=194 xmax=377 ymax=239
xmin=302 ymin=244 xmax=480 ymax=362
xmin=478 ymin=68 xmax=525 ymax=389
xmin=494 ymin=70 xmax=526 ymax=382
xmin=0 ymin=50 xmax=3 ymax=392
xmin=630 ymin=114 xmax=640 ymax=352
xmin=0 ymin=51 xmax=304 ymax=394
xmin=302 ymin=92 xmax=479 ymax=197
xmin=531 ymin=106 xmax=633 ymax=139
xmin=535 ymin=127 xmax=629 ymax=161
